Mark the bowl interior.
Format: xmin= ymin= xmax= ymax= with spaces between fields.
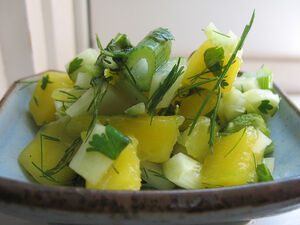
xmin=0 ymin=77 xmax=299 ymax=184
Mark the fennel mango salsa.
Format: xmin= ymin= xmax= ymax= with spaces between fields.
xmin=18 ymin=11 xmax=280 ymax=190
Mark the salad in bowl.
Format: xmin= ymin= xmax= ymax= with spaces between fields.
xmin=18 ymin=11 xmax=280 ymax=191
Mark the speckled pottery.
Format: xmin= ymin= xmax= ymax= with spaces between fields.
xmin=0 ymin=71 xmax=299 ymax=225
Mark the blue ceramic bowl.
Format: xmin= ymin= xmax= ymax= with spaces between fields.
xmin=0 ymin=72 xmax=299 ymax=225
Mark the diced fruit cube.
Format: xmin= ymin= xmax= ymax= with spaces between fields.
xmin=181 ymin=39 xmax=241 ymax=93
xmin=18 ymin=118 xmax=78 ymax=185
xmin=29 ymin=71 xmax=74 ymax=126
xmin=163 ymin=153 xmax=202 ymax=189
xmin=178 ymin=116 xmax=211 ymax=162
xmin=218 ymin=87 xmax=247 ymax=124
xmin=201 ymin=127 xmax=258 ymax=187
xmin=100 ymin=116 xmax=182 ymax=163
xmin=86 ymin=139 xmax=141 ymax=190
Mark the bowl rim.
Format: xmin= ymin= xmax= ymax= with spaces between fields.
xmin=0 ymin=71 xmax=299 ymax=214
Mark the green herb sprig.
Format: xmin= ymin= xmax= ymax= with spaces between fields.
xmin=189 ymin=11 xmax=255 ymax=152
xmin=87 ymin=125 xmax=130 ymax=160
xmin=41 ymin=74 xmax=52 ymax=90
xmin=147 ymin=58 xmax=185 ymax=116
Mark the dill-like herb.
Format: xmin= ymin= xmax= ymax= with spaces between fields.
xmin=208 ymin=87 xmax=221 ymax=151
xmin=147 ymin=169 xmax=168 ymax=180
xmin=147 ymin=58 xmax=185 ymax=116
xmin=172 ymin=78 xmax=217 ymax=100
xmin=85 ymin=80 xmax=108 ymax=141
xmin=33 ymin=96 xmax=39 ymax=106
xmin=189 ymin=10 xmax=255 ymax=152
xmin=213 ymin=30 xmax=231 ymax=38
xmin=224 ymin=128 xmax=246 ymax=157
xmin=43 ymin=137 xmax=81 ymax=176
xmin=58 ymin=90 xmax=79 ymax=101
xmin=112 ymin=164 xmax=120 ymax=174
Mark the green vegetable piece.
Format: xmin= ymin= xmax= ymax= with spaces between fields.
xmin=68 ymin=57 xmax=83 ymax=75
xmin=204 ymin=47 xmax=224 ymax=77
xmin=264 ymin=142 xmax=275 ymax=156
xmin=258 ymin=100 xmax=274 ymax=114
xmin=40 ymin=74 xmax=52 ymax=90
xmin=225 ymin=113 xmax=270 ymax=137
xmin=147 ymin=27 xmax=175 ymax=42
xmin=87 ymin=125 xmax=130 ymax=160
xmin=256 ymin=163 xmax=274 ymax=182
xmin=256 ymin=65 xmax=273 ymax=90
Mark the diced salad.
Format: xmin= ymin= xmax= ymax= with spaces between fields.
xmin=18 ymin=11 xmax=280 ymax=190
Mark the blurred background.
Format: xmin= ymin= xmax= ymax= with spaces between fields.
xmin=0 ymin=0 xmax=299 ymax=107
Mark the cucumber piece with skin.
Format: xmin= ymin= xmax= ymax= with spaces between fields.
xmin=124 ymin=28 xmax=173 ymax=91
xmin=163 ymin=153 xmax=202 ymax=189
xmin=225 ymin=113 xmax=270 ymax=137
xmin=141 ymin=161 xmax=175 ymax=190
xmin=124 ymin=46 xmax=156 ymax=91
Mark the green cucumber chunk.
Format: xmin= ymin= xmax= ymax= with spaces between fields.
xmin=163 ymin=153 xmax=202 ymax=189
xmin=141 ymin=161 xmax=175 ymax=190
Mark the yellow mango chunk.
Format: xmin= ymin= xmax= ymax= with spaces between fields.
xmin=181 ymin=40 xmax=241 ymax=93
xmin=201 ymin=127 xmax=258 ymax=188
xmin=86 ymin=139 xmax=141 ymax=190
xmin=18 ymin=118 xmax=78 ymax=185
xmin=179 ymin=90 xmax=217 ymax=130
xmin=100 ymin=116 xmax=182 ymax=163
xmin=29 ymin=71 xmax=74 ymax=126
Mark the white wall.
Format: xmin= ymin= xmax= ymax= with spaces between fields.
xmin=90 ymin=0 xmax=300 ymax=93
xmin=90 ymin=0 xmax=300 ymax=58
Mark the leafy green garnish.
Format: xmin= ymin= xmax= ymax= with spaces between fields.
xmin=204 ymin=47 xmax=224 ymax=77
xmin=68 ymin=57 xmax=83 ymax=74
xmin=85 ymin=79 xmax=108 ymax=140
xmin=87 ymin=125 xmax=130 ymax=160
xmin=147 ymin=168 xmax=168 ymax=180
xmin=148 ymin=28 xmax=174 ymax=42
xmin=258 ymin=100 xmax=273 ymax=114
xmin=189 ymin=10 xmax=255 ymax=152
xmin=224 ymin=128 xmax=246 ymax=157
xmin=256 ymin=163 xmax=274 ymax=182
xmin=39 ymin=134 xmax=60 ymax=172
xmin=32 ymin=136 xmax=81 ymax=185
xmin=41 ymin=74 xmax=53 ymax=90
xmin=33 ymin=96 xmax=39 ymax=106
xmin=147 ymin=58 xmax=185 ymax=116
